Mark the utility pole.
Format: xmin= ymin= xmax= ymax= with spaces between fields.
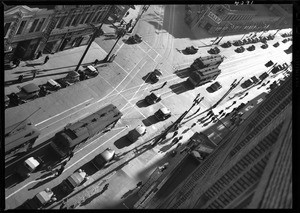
xmin=128 ymin=5 xmax=149 ymax=34
xmin=74 ymin=5 xmax=112 ymax=71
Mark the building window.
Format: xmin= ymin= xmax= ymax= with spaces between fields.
xmin=16 ymin=20 xmax=26 ymax=35
xmin=71 ymin=14 xmax=80 ymax=26
xmin=79 ymin=14 xmax=88 ymax=24
xmin=29 ymin=19 xmax=39 ymax=33
xmin=56 ymin=16 xmax=66 ymax=29
xmin=35 ymin=18 xmax=45 ymax=32
xmin=4 ymin=22 xmax=11 ymax=37
xmin=65 ymin=15 xmax=75 ymax=27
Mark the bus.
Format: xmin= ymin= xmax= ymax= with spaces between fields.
xmin=190 ymin=54 xmax=224 ymax=70
xmin=50 ymin=104 xmax=122 ymax=159
xmin=187 ymin=68 xmax=221 ymax=88
xmin=5 ymin=119 xmax=40 ymax=158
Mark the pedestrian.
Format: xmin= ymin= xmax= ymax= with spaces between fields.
xmin=44 ymin=55 xmax=49 ymax=64
xmin=191 ymin=122 xmax=197 ymax=128
xmin=68 ymin=152 xmax=74 ymax=161
xmin=32 ymin=70 xmax=37 ymax=79
xmin=54 ymin=165 xmax=65 ymax=177
xmin=36 ymin=50 xmax=42 ymax=59
xmin=161 ymin=81 xmax=167 ymax=88
xmin=171 ymin=137 xmax=180 ymax=146
xmin=172 ymin=130 xmax=178 ymax=138
xmin=125 ymin=11 xmax=129 ymax=17
xmin=136 ymin=181 xmax=143 ymax=188
xmin=119 ymin=20 xmax=125 ymax=26
xmin=110 ymin=54 xmax=117 ymax=62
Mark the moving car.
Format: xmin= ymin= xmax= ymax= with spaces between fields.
xmin=208 ymin=47 xmax=220 ymax=54
xmin=127 ymin=34 xmax=142 ymax=44
xmin=235 ymin=46 xmax=245 ymax=53
xmin=56 ymin=78 xmax=72 ymax=88
xmin=154 ymin=107 xmax=171 ymax=121
xmin=18 ymin=83 xmax=40 ymax=100
xmin=84 ymin=65 xmax=99 ymax=77
xmin=23 ymin=188 xmax=56 ymax=209
xmin=184 ymin=46 xmax=198 ymax=54
xmin=16 ymin=157 xmax=44 ymax=178
xmin=261 ymin=43 xmax=268 ymax=49
xmin=92 ymin=148 xmax=115 ymax=169
xmin=127 ymin=124 xmax=147 ymax=142
xmin=265 ymin=60 xmax=274 ymax=67
xmin=145 ymin=92 xmax=161 ymax=105
xmin=259 ymin=72 xmax=269 ymax=81
xmin=246 ymin=45 xmax=255 ymax=51
xmin=61 ymin=169 xmax=88 ymax=193
xmin=46 ymin=79 xmax=61 ymax=91
xmin=273 ymin=42 xmax=280 ymax=47
xmin=207 ymin=81 xmax=222 ymax=93
xmin=65 ymin=71 xmax=80 ymax=83
xmin=251 ymin=76 xmax=259 ymax=84
xmin=221 ymin=41 xmax=231 ymax=48
xmin=282 ymin=39 xmax=288 ymax=43
xmin=148 ymin=69 xmax=162 ymax=83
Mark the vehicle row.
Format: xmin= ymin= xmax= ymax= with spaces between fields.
xmin=5 ymin=65 xmax=99 ymax=109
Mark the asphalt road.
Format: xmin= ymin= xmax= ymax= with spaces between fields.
xmin=5 ymin=4 xmax=292 ymax=210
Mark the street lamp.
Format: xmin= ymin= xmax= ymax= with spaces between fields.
xmin=103 ymin=27 xmax=127 ymax=62
xmin=74 ymin=6 xmax=112 ymax=71
xmin=128 ymin=5 xmax=148 ymax=33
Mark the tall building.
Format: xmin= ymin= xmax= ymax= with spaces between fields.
xmin=136 ymin=74 xmax=292 ymax=209
xmin=4 ymin=5 xmax=112 ymax=62
xmin=190 ymin=4 xmax=292 ymax=37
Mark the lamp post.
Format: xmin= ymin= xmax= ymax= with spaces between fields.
xmin=103 ymin=27 xmax=127 ymax=62
xmin=128 ymin=5 xmax=149 ymax=34
xmin=74 ymin=6 xmax=112 ymax=71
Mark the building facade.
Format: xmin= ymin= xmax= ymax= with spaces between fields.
xmin=190 ymin=4 xmax=292 ymax=37
xmin=4 ymin=5 xmax=112 ymax=62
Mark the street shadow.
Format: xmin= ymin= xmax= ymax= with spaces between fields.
xmin=4 ymin=76 xmax=35 ymax=87
xmin=169 ymin=81 xmax=190 ymax=95
xmin=158 ymin=143 xmax=174 ymax=153
xmin=80 ymin=186 xmax=108 ymax=206
xmin=142 ymin=115 xmax=158 ymax=127
xmin=25 ymin=62 xmax=43 ymax=67
xmin=114 ymin=135 xmax=130 ymax=149
xmin=136 ymin=99 xmax=148 ymax=108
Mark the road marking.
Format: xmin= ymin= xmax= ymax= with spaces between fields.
xmin=5 ymin=126 xmax=128 ymax=200
xmin=35 ymin=98 xmax=93 ymax=126
xmin=113 ymin=60 xmax=128 ymax=74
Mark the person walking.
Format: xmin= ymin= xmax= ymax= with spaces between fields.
xmin=191 ymin=122 xmax=197 ymax=128
xmin=15 ymin=58 xmax=21 ymax=67
xmin=44 ymin=55 xmax=49 ymax=64
xmin=161 ymin=81 xmax=167 ymax=88
xmin=193 ymin=106 xmax=201 ymax=115
xmin=170 ymin=136 xmax=183 ymax=146
xmin=54 ymin=164 xmax=65 ymax=177
xmin=32 ymin=70 xmax=37 ymax=79
xmin=93 ymin=59 xmax=99 ymax=66
xmin=18 ymin=74 xmax=24 ymax=83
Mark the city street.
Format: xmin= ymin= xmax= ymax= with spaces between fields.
xmin=5 ymin=5 xmax=292 ymax=209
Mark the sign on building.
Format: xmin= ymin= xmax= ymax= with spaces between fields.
xmin=208 ymin=11 xmax=222 ymax=24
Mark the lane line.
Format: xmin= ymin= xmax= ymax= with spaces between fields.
xmin=35 ymin=98 xmax=93 ymax=126
xmin=5 ymin=126 xmax=128 ymax=200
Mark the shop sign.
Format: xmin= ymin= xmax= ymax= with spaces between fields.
xmin=208 ymin=11 xmax=222 ymax=24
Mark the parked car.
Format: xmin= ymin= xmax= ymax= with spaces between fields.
xmin=5 ymin=95 xmax=10 ymax=108
xmin=207 ymin=81 xmax=222 ymax=92
xmin=221 ymin=41 xmax=231 ymax=48
xmin=84 ymin=65 xmax=99 ymax=77
xmin=127 ymin=34 xmax=142 ymax=44
xmin=16 ymin=157 xmax=44 ymax=179
xmin=246 ymin=45 xmax=255 ymax=51
xmin=251 ymin=76 xmax=259 ymax=84
xmin=282 ymin=39 xmax=288 ymax=43
xmin=259 ymin=72 xmax=269 ymax=81
xmin=65 ymin=71 xmax=80 ymax=83
xmin=61 ymin=169 xmax=88 ymax=193
xmin=46 ymin=79 xmax=61 ymax=91
xmin=208 ymin=47 xmax=220 ymax=54
xmin=241 ymin=79 xmax=253 ymax=88
xmin=273 ymin=42 xmax=280 ymax=47
xmin=148 ymin=69 xmax=162 ymax=83
xmin=23 ymin=188 xmax=56 ymax=209
xmin=184 ymin=46 xmax=198 ymax=54
xmin=56 ymin=78 xmax=72 ymax=88
xmin=127 ymin=124 xmax=147 ymax=142
xmin=261 ymin=43 xmax=268 ymax=49
xmin=154 ymin=107 xmax=171 ymax=121
xmin=265 ymin=60 xmax=274 ymax=67
xmin=145 ymin=92 xmax=161 ymax=105
xmin=235 ymin=46 xmax=245 ymax=53
xmin=92 ymin=148 xmax=115 ymax=170
xmin=18 ymin=83 xmax=40 ymax=100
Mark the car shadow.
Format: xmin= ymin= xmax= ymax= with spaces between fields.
xmin=141 ymin=73 xmax=154 ymax=84
xmin=169 ymin=81 xmax=191 ymax=95
xmin=142 ymin=115 xmax=158 ymax=127
xmin=136 ymin=99 xmax=148 ymax=108
xmin=114 ymin=135 xmax=131 ymax=149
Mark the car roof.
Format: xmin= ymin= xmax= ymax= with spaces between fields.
xmin=67 ymin=71 xmax=79 ymax=77
xmin=160 ymin=107 xmax=171 ymax=115
xmin=25 ymin=157 xmax=40 ymax=170
xmin=67 ymin=171 xmax=86 ymax=187
xmin=100 ymin=148 xmax=115 ymax=162
xmin=135 ymin=124 xmax=146 ymax=134
xmin=87 ymin=65 xmax=97 ymax=72
xmin=21 ymin=83 xmax=40 ymax=93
